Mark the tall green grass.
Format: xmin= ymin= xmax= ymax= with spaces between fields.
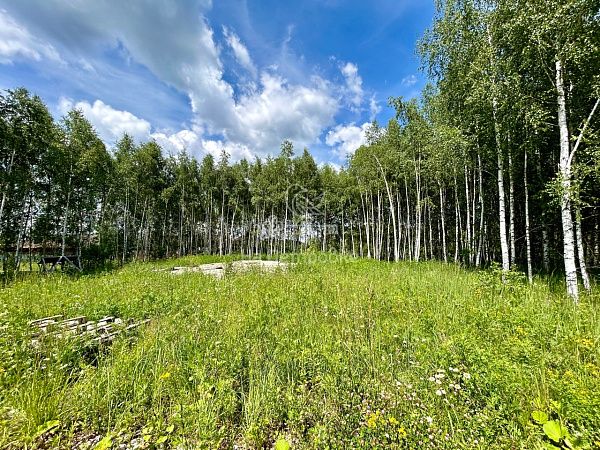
xmin=0 ymin=256 xmax=598 ymax=448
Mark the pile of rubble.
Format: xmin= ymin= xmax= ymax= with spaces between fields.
xmin=170 ymin=260 xmax=289 ymax=278
xmin=29 ymin=315 xmax=149 ymax=346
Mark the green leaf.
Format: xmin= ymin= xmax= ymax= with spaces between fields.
xmin=542 ymin=443 xmax=560 ymax=450
xmin=93 ymin=435 xmax=113 ymax=450
xmin=532 ymin=410 xmax=548 ymax=424
xmin=33 ymin=420 xmax=60 ymax=439
xmin=564 ymin=435 xmax=582 ymax=449
xmin=276 ymin=439 xmax=291 ymax=450
xmin=166 ymin=424 xmax=175 ymax=434
xmin=156 ymin=435 xmax=168 ymax=444
xmin=543 ymin=421 xmax=567 ymax=442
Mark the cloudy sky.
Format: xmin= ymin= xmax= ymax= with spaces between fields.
xmin=0 ymin=0 xmax=434 ymax=164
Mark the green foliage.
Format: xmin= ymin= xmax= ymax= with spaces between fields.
xmin=0 ymin=257 xmax=599 ymax=448
xmin=532 ymin=410 xmax=549 ymax=424
xmin=543 ymin=421 xmax=567 ymax=443
xmin=93 ymin=435 xmax=112 ymax=450
xmin=276 ymin=438 xmax=290 ymax=450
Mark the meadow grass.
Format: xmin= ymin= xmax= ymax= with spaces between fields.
xmin=0 ymin=255 xmax=599 ymax=449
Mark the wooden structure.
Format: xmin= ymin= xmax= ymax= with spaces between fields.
xmin=38 ymin=255 xmax=82 ymax=273
xmin=29 ymin=314 xmax=150 ymax=346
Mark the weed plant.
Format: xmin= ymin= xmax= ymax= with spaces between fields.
xmin=0 ymin=255 xmax=598 ymax=448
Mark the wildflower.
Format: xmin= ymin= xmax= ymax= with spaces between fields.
xmin=436 ymin=390 xmax=443 ymax=396
xmin=159 ymin=372 xmax=171 ymax=380
xmin=389 ymin=417 xmax=399 ymax=425
xmin=398 ymin=426 xmax=407 ymax=438
xmin=425 ymin=416 xmax=433 ymax=424
xmin=367 ymin=412 xmax=379 ymax=428
xmin=463 ymin=372 xmax=471 ymax=379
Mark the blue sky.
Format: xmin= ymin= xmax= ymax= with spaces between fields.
xmin=0 ymin=0 xmax=434 ymax=165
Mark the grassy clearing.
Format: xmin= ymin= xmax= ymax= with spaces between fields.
xmin=0 ymin=256 xmax=599 ymax=449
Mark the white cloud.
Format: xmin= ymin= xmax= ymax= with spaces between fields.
xmin=58 ymin=98 xmax=151 ymax=143
xmin=6 ymin=1 xmax=368 ymax=160
xmin=401 ymin=74 xmax=417 ymax=87
xmin=340 ymin=62 xmax=363 ymax=111
xmin=152 ymin=128 xmax=253 ymax=162
xmin=325 ymin=122 xmax=370 ymax=158
xmin=229 ymin=72 xmax=338 ymax=153
xmin=369 ymin=95 xmax=381 ymax=120
xmin=321 ymin=161 xmax=342 ymax=173
xmin=223 ymin=26 xmax=257 ymax=78
xmin=200 ymin=139 xmax=254 ymax=161
xmin=0 ymin=9 xmax=61 ymax=64
xmin=151 ymin=129 xmax=201 ymax=155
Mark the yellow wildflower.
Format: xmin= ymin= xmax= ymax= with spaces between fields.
xmin=398 ymin=426 xmax=407 ymax=438
xmin=367 ymin=411 xmax=381 ymax=428
xmin=159 ymin=372 xmax=171 ymax=380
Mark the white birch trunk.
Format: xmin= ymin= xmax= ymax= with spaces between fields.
xmin=575 ymin=206 xmax=591 ymax=292
xmin=508 ymin=144 xmax=516 ymax=268
xmin=524 ymin=151 xmax=533 ymax=284
xmin=439 ymin=182 xmax=447 ymax=263
xmin=492 ymin=98 xmax=510 ymax=273
xmin=476 ymin=153 xmax=485 ymax=267
xmin=465 ymin=165 xmax=472 ymax=264
xmin=374 ymin=155 xmax=399 ymax=261
xmin=556 ymin=58 xmax=579 ymax=300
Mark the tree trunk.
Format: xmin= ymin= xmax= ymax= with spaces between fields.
xmin=375 ymin=156 xmax=399 ymax=261
xmin=61 ymin=176 xmax=72 ymax=257
xmin=524 ymin=151 xmax=533 ymax=284
xmin=415 ymin=161 xmax=421 ymax=261
xmin=465 ymin=165 xmax=472 ymax=264
xmin=453 ymin=169 xmax=460 ymax=263
xmin=405 ymin=179 xmax=412 ymax=261
xmin=0 ymin=147 xmax=17 ymax=235
xmin=492 ymin=99 xmax=510 ymax=273
xmin=508 ymin=140 xmax=516 ymax=268
xmin=283 ymin=192 xmax=289 ymax=254
xmin=14 ymin=196 xmax=30 ymax=274
xmin=575 ymin=206 xmax=591 ymax=292
xmin=476 ymin=152 xmax=485 ymax=267
xmin=361 ymin=191 xmax=371 ymax=258
xmin=556 ymin=58 xmax=579 ymax=300
xmin=439 ymin=182 xmax=447 ymax=263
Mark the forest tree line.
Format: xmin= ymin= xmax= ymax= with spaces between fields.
xmin=1 ymin=0 xmax=599 ymax=298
